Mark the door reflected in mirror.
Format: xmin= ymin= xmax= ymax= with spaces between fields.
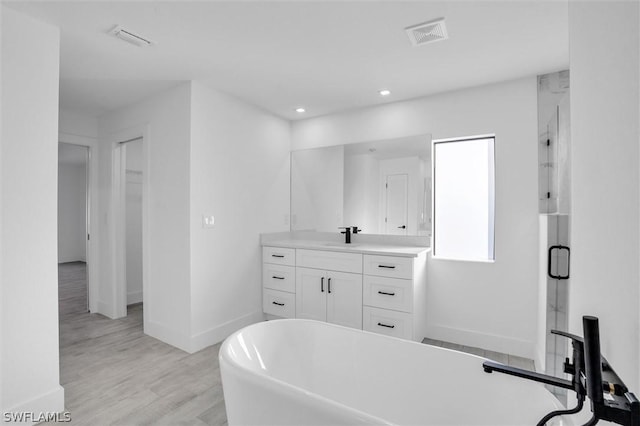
xmin=291 ymin=134 xmax=432 ymax=237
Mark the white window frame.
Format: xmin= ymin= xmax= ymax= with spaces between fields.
xmin=432 ymin=135 xmax=496 ymax=262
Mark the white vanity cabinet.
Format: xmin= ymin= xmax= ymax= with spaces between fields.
xmin=296 ymin=267 xmax=363 ymax=329
xmin=295 ymin=249 xmax=363 ymax=329
xmin=362 ymin=253 xmax=428 ymax=341
xmin=262 ymin=247 xmax=296 ymax=318
xmin=262 ymin=243 xmax=427 ymax=341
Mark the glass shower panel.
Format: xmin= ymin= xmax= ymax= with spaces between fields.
xmin=538 ymin=71 xmax=570 ymax=214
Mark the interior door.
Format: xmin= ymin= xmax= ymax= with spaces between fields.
xmin=295 ymin=267 xmax=327 ymax=321
xmin=326 ymin=271 xmax=363 ymax=329
xmin=385 ymin=174 xmax=408 ymax=235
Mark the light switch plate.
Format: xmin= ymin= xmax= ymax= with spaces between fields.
xmin=203 ymin=215 xmax=215 ymax=228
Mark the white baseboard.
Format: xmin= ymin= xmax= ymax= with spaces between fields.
xmin=95 ymin=300 xmax=118 ymax=319
xmin=188 ymin=311 xmax=264 ymax=353
xmin=2 ymin=385 xmax=65 ymax=425
xmin=127 ymin=291 xmax=143 ymax=305
xmin=57 ymin=256 xmax=86 ymax=264
xmin=145 ymin=320 xmax=192 ymax=353
xmin=425 ymin=324 xmax=534 ymax=360
xmin=535 ymin=342 xmax=546 ymax=373
xmin=144 ymin=312 xmax=264 ymax=354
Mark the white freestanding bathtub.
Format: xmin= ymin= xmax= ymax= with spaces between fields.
xmin=220 ymin=319 xmax=571 ymax=425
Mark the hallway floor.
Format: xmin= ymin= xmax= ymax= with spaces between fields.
xmin=55 ymin=262 xmax=227 ymax=426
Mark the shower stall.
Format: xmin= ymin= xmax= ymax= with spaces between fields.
xmin=538 ymin=70 xmax=571 ymax=404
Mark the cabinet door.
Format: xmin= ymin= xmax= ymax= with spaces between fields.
xmin=295 ymin=267 xmax=327 ymax=322
xmin=326 ymin=271 xmax=363 ymax=329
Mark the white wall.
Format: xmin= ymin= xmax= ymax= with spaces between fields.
xmin=1 ymin=2 xmax=5 ymax=414
xmin=58 ymin=160 xmax=87 ymax=263
xmin=1 ymin=5 xmax=64 ymax=416
xmin=569 ymin=1 xmax=640 ymax=391
xmin=292 ymin=77 xmax=539 ymax=358
xmin=98 ymin=84 xmax=192 ymax=350
xmin=97 ymin=81 xmax=290 ymax=353
xmin=189 ymin=81 xmax=290 ymax=351
xmin=291 ymin=145 xmax=344 ymax=231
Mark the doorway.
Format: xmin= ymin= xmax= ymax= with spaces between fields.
xmin=114 ymin=137 xmax=145 ymax=317
xmin=58 ymin=142 xmax=90 ymax=313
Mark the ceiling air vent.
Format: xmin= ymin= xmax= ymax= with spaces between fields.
xmin=109 ymin=25 xmax=154 ymax=47
xmin=405 ymin=18 xmax=448 ymax=47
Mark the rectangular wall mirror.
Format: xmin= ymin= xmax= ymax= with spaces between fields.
xmin=291 ymin=134 xmax=432 ymax=237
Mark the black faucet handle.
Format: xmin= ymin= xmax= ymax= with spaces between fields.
xmin=551 ymin=329 xmax=584 ymax=344
xmin=352 ymin=226 xmax=361 ymax=234
xmin=338 ymin=226 xmax=351 ymax=234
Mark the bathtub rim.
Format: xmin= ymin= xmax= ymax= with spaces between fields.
xmin=220 ymin=319 xmax=394 ymax=424
xmin=219 ymin=318 xmax=568 ymax=425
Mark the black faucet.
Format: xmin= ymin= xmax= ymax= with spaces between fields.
xmin=339 ymin=227 xmax=351 ymax=244
xmin=482 ymin=316 xmax=639 ymax=426
xmin=484 ymin=330 xmax=586 ymax=425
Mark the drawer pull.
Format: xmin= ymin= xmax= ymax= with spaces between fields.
xmin=378 ymin=265 xmax=396 ymax=269
xmin=271 ymin=254 xmax=285 ymax=258
xmin=272 ymin=301 xmax=285 ymax=306
xmin=321 ymin=277 xmax=324 ymax=293
xmin=272 ymin=276 xmax=285 ymax=280
xmin=328 ymin=277 xmax=332 ymax=294
xmin=378 ymin=291 xmax=395 ymax=296
xmin=377 ymin=322 xmax=395 ymax=329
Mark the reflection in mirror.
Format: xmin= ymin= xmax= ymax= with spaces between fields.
xmin=291 ymin=134 xmax=431 ymax=237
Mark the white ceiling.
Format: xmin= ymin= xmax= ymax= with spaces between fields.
xmin=5 ymin=1 xmax=569 ymax=120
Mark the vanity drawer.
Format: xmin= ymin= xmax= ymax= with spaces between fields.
xmin=363 ymin=275 xmax=413 ymax=313
xmin=263 ymin=288 xmax=295 ymax=318
xmin=363 ymin=255 xmax=412 ymax=279
xmin=263 ymin=264 xmax=295 ymax=293
xmin=363 ymin=306 xmax=413 ymax=340
xmin=296 ymin=249 xmax=362 ymax=274
xmin=263 ymin=246 xmax=296 ymax=266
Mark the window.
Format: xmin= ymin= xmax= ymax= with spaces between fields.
xmin=433 ymin=136 xmax=495 ymax=261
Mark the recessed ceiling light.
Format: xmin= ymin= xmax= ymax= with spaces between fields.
xmin=295 ymin=107 xmax=306 ymax=113
xmin=379 ymin=89 xmax=391 ymax=96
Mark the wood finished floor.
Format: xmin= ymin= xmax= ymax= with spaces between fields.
xmin=54 ymin=262 xmax=227 ymax=426
xmin=55 ymin=262 xmax=535 ymax=425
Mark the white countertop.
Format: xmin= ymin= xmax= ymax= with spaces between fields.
xmin=262 ymin=239 xmax=430 ymax=258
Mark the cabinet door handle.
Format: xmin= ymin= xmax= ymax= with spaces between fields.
xmin=272 ymin=301 xmax=285 ymax=306
xmin=378 ymin=291 xmax=395 ymax=296
xmin=321 ymin=276 xmax=324 ymax=292
xmin=272 ymin=276 xmax=285 ymax=280
xmin=378 ymin=265 xmax=396 ymax=269
xmin=271 ymin=254 xmax=285 ymax=258
xmin=377 ymin=322 xmax=395 ymax=329
xmin=328 ymin=278 xmax=332 ymax=294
